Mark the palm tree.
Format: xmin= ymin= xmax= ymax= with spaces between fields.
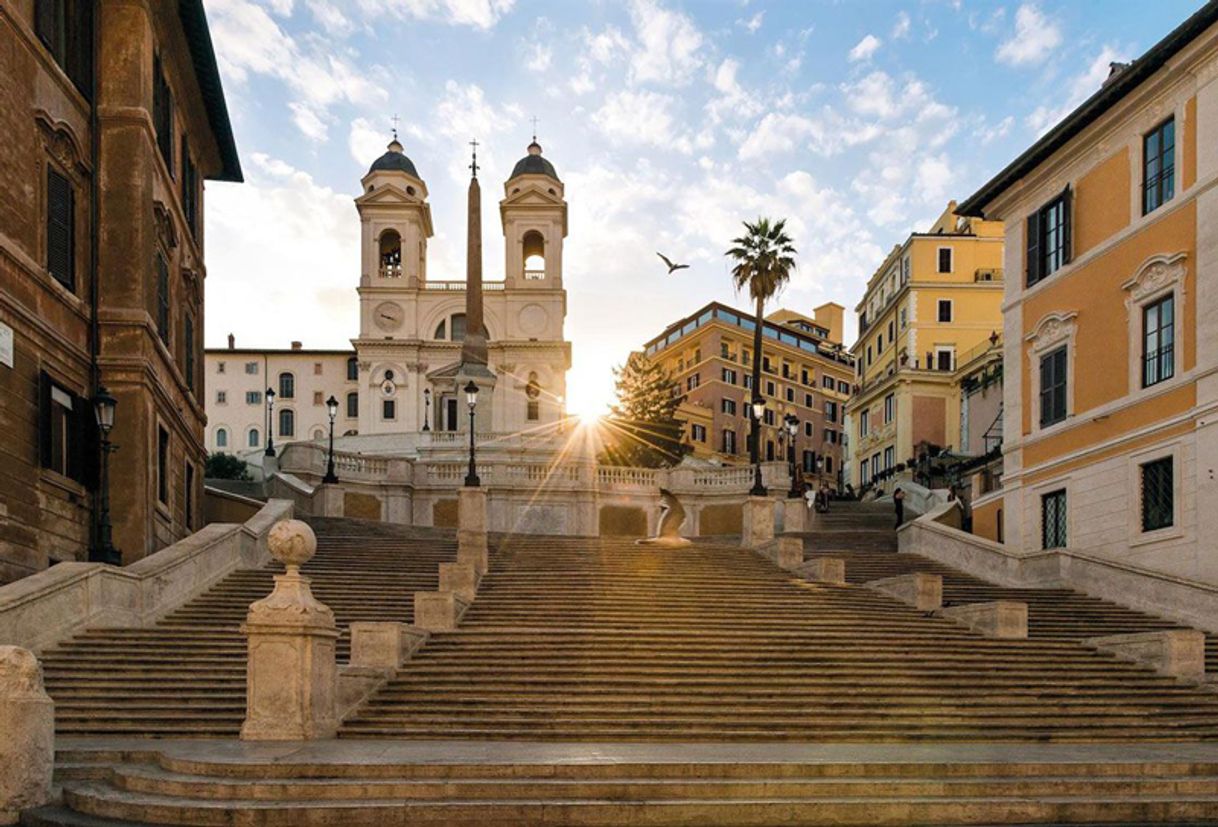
xmin=725 ymin=218 xmax=797 ymax=496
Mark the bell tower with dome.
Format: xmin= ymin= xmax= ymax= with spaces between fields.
xmin=350 ymin=136 xmax=571 ymax=438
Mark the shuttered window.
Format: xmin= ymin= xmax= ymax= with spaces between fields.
xmin=1039 ymin=346 xmax=1068 ymax=428
xmin=181 ymin=135 xmax=199 ymax=238
xmin=46 ymin=167 xmax=75 ymax=290
xmin=1026 ymin=187 xmax=1072 ymax=287
xmin=184 ymin=314 xmax=196 ymax=393
xmin=153 ymin=54 xmax=174 ymax=174
xmin=35 ymin=0 xmax=93 ymax=99
xmin=156 ymin=253 xmax=170 ymax=346
xmin=38 ymin=373 xmax=96 ymax=488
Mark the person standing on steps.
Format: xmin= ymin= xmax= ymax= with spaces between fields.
xmin=893 ymin=487 xmax=906 ymax=529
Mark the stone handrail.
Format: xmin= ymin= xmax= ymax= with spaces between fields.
xmin=0 ymin=500 xmax=293 ymax=654
xmin=900 ymin=502 xmax=1218 ymax=634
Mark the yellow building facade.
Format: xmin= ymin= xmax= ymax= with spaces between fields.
xmin=642 ymin=302 xmax=854 ymax=488
xmin=845 ymin=203 xmax=1004 ymax=489
xmin=958 ymin=5 xmax=1218 ymax=585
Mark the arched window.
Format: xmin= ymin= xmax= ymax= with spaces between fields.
xmin=379 ymin=230 xmax=401 ymax=277
xmin=346 ymin=391 xmax=358 ymax=418
xmin=523 ymin=230 xmax=545 ymax=279
xmin=278 ymin=371 xmax=295 ymax=399
xmin=215 ymin=427 xmax=228 ymax=449
xmin=247 ymin=427 xmax=260 ymax=448
xmin=346 ymin=356 xmax=358 ymax=381
xmin=278 ymin=408 xmax=295 ymax=437
xmin=434 ymin=319 xmax=446 ymax=340
xmin=450 ymin=313 xmax=467 ymax=341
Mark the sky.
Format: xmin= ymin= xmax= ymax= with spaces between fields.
xmin=201 ymin=0 xmax=1203 ymax=417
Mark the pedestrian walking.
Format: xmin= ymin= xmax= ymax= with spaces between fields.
xmin=893 ymin=487 xmax=906 ymax=528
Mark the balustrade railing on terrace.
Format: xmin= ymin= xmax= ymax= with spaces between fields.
xmin=422 ymin=280 xmax=506 ymax=291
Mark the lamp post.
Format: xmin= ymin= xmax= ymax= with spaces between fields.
xmin=464 ymin=381 xmax=480 ymax=487
xmin=749 ymin=396 xmax=766 ymax=496
xmin=784 ymin=413 xmax=800 ymax=498
xmin=322 ymin=395 xmax=339 ymax=484
xmin=264 ymin=387 xmax=276 ymax=457
xmin=91 ymin=386 xmax=121 ymax=565
xmin=422 ymin=388 xmax=431 ymax=432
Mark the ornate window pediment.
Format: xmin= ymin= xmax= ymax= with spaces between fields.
xmin=34 ymin=111 xmax=89 ymax=180
xmin=1025 ymin=311 xmax=1078 ymax=352
xmin=1122 ymin=253 xmax=1187 ymax=303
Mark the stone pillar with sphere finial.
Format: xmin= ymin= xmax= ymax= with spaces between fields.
xmin=241 ymin=520 xmax=338 ymax=740
xmin=0 ymin=646 xmax=54 ymax=825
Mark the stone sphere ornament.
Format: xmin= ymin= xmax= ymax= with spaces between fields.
xmin=267 ymin=519 xmax=317 ymax=570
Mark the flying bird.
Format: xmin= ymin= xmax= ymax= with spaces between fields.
xmin=657 ymin=252 xmax=690 ymax=275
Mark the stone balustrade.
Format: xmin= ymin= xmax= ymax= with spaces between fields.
xmin=0 ymin=500 xmax=292 ymax=654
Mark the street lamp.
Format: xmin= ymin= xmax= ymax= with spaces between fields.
xmin=322 ymin=395 xmax=339 ymax=484
xmin=464 ymin=381 xmax=480 ymax=487
xmin=422 ymin=388 xmax=431 ymax=432
xmin=91 ymin=386 xmax=121 ymax=565
xmin=264 ymin=387 xmax=276 ymax=457
xmin=784 ymin=413 xmax=800 ymax=498
xmin=749 ymin=395 xmax=766 ymax=496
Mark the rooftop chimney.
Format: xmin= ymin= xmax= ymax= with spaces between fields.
xmin=227 ymin=333 xmax=235 ymax=350
xmin=291 ymin=341 xmax=302 ymax=351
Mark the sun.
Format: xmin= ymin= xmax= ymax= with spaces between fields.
xmin=564 ymin=378 xmax=614 ymax=422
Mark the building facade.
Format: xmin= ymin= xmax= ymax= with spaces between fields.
xmin=0 ymin=1 xmax=239 ymax=582
xmin=957 ymin=4 xmax=1218 ymax=583
xmin=351 ymin=139 xmax=570 ymax=436
xmin=845 ymin=203 xmax=1005 ymax=489
xmin=204 ymin=340 xmax=357 ymax=455
xmin=643 ymin=302 xmax=854 ymax=488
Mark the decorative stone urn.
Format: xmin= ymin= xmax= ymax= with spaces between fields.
xmin=0 ymin=646 xmax=54 ymax=824
xmin=240 ymin=519 xmax=338 ymax=740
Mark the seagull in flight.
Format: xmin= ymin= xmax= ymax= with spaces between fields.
xmin=657 ymin=252 xmax=690 ymax=275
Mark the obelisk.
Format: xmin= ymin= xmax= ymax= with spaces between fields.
xmin=461 ymin=140 xmax=488 ymax=367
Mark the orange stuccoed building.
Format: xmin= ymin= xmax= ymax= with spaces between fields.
xmin=958 ymin=3 xmax=1218 ymax=582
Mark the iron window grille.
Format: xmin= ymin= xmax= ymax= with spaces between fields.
xmin=1142 ymin=295 xmax=1175 ymax=388
xmin=1140 ymin=457 xmax=1173 ymax=532
xmin=1041 ymin=489 xmax=1067 ymax=549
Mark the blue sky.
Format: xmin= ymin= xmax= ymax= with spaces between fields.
xmin=201 ymin=0 xmax=1203 ymax=415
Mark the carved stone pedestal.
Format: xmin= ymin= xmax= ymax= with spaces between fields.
xmin=241 ymin=520 xmax=338 ymax=741
xmin=781 ymin=498 xmax=807 ymax=534
xmin=458 ymin=486 xmax=489 ymax=575
xmin=0 ymin=647 xmax=53 ymax=825
xmin=741 ymin=496 xmax=775 ymax=549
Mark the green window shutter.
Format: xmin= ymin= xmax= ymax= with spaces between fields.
xmin=1025 ymin=213 xmax=1040 ymax=286
xmin=47 ymin=167 xmax=75 ymax=290
xmin=1061 ymin=186 xmax=1073 ymax=264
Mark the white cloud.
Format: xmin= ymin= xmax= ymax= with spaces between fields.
xmin=628 ymin=0 xmax=705 ymax=85
xmin=204 ymin=154 xmax=358 ymax=350
xmin=306 ymin=0 xmax=354 ymax=35
xmin=738 ymin=112 xmax=821 ymax=160
xmin=891 ymin=11 xmax=911 ymax=40
xmin=737 ymin=11 xmax=764 ymax=33
xmin=430 ymin=81 xmax=520 ymax=178
xmin=914 ymin=154 xmax=953 ymax=202
xmin=592 ymin=90 xmax=680 ymax=149
xmin=977 ymin=114 xmax=1014 ymax=144
xmin=354 ymin=0 xmax=516 ymax=30
xmin=996 ymin=4 xmax=1062 ymax=67
xmin=1027 ymin=45 xmax=1125 ymax=134
xmin=207 ymin=0 xmax=387 ymax=141
xmin=705 ymin=58 xmax=763 ymax=124
xmin=525 ymin=41 xmax=552 ymax=71
xmin=849 ymin=34 xmax=881 ymax=62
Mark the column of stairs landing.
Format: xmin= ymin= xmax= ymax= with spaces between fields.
xmin=340 ymin=531 xmax=1218 ymax=741
xmin=36 ymin=518 xmax=459 ymax=738
xmin=798 ymin=500 xmax=1218 ymax=675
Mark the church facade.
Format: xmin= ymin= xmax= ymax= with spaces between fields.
xmin=205 ymin=138 xmax=571 ymax=454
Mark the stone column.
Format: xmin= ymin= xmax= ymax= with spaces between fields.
xmin=241 ymin=520 xmax=338 ymax=741
xmin=741 ymin=496 xmax=775 ymax=548
xmin=0 ymin=647 xmax=53 ymax=825
xmin=458 ymin=486 xmax=489 ymax=575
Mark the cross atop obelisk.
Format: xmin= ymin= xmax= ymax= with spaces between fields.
xmin=469 ymin=138 xmax=479 ymax=178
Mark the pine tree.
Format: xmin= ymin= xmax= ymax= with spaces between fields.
xmin=599 ymin=352 xmax=690 ymax=468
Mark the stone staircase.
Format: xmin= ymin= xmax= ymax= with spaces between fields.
xmin=29 ymin=744 xmax=1218 ymax=826
xmin=801 ymin=501 xmax=1212 ymax=667
xmin=38 ymin=518 xmax=457 ymax=737
xmin=340 ymin=531 xmax=1218 ymax=741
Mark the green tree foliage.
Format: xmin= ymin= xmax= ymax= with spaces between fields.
xmin=599 ymin=352 xmax=690 ymax=468
xmin=724 ymin=217 xmax=797 ymax=470
xmin=205 ymin=452 xmax=251 ymax=481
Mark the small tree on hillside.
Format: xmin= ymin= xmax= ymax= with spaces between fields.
xmin=599 ymin=352 xmax=689 ymax=469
